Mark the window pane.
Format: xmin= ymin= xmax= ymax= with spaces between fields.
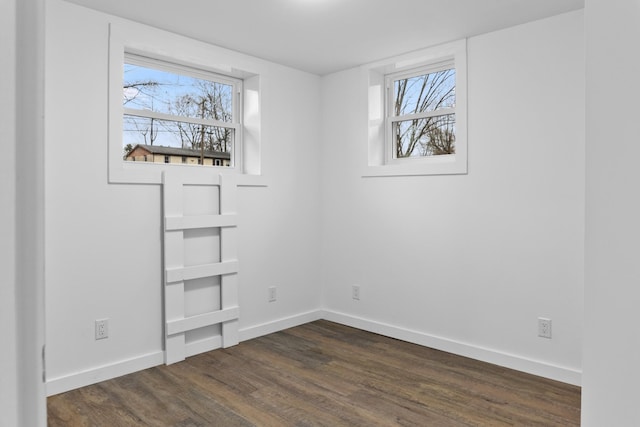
xmin=394 ymin=68 xmax=455 ymax=116
xmin=123 ymin=63 xmax=233 ymax=123
xmin=393 ymin=114 xmax=455 ymax=158
xmin=123 ymin=114 xmax=233 ymax=166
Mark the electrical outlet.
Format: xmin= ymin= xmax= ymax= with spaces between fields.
xmin=352 ymin=285 xmax=360 ymax=300
xmin=538 ymin=318 xmax=552 ymax=339
xmin=268 ymin=286 xmax=277 ymax=302
xmin=95 ymin=319 xmax=109 ymax=340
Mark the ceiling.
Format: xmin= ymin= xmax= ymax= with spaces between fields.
xmin=64 ymin=0 xmax=584 ymax=75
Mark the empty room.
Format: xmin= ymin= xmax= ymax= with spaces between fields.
xmin=4 ymin=0 xmax=640 ymax=425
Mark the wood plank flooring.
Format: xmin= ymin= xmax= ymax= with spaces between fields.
xmin=48 ymin=320 xmax=581 ymax=426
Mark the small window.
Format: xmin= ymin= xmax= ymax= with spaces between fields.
xmin=122 ymin=54 xmax=241 ymax=168
xmin=181 ymin=156 xmax=187 ymax=164
xmin=365 ymin=39 xmax=467 ymax=176
xmin=214 ymin=159 xmax=221 ymax=166
xmin=386 ymin=64 xmax=456 ymax=162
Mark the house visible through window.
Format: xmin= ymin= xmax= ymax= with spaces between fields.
xmin=386 ymin=62 xmax=456 ymax=162
xmin=121 ymin=54 xmax=241 ymax=168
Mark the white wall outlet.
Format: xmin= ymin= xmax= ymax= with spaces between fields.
xmin=538 ymin=317 xmax=552 ymax=339
xmin=95 ymin=319 xmax=109 ymax=340
xmin=268 ymin=286 xmax=277 ymax=302
xmin=352 ymin=285 xmax=360 ymax=300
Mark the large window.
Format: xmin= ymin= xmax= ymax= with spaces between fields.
xmin=108 ymin=22 xmax=263 ymax=186
xmin=123 ymin=55 xmax=241 ymax=168
xmin=386 ymin=63 xmax=456 ymax=162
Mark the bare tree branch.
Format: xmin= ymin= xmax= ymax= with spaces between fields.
xmin=393 ymin=69 xmax=456 ymax=158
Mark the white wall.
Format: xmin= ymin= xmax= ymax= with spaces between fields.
xmin=24 ymin=0 xmax=640 ymax=422
xmin=582 ymin=0 xmax=640 ymax=425
xmin=1 ymin=0 xmax=19 ymax=424
xmin=45 ymin=0 xmax=322 ymax=393
xmin=320 ymin=11 xmax=585 ymax=384
xmin=45 ymin=0 xmax=585 ymax=398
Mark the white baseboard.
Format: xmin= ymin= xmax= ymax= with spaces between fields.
xmin=321 ymin=309 xmax=581 ymax=386
xmin=46 ymin=311 xmax=323 ymax=396
xmin=46 ymin=308 xmax=580 ymax=395
xmin=46 ymin=351 xmax=164 ymax=396
xmin=239 ymin=309 xmax=323 ymax=342
xmin=186 ymin=336 xmax=222 ymax=358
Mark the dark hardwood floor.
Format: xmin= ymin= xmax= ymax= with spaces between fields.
xmin=48 ymin=320 xmax=581 ymax=426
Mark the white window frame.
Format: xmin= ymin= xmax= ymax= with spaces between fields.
xmin=385 ymin=60 xmax=456 ymax=165
xmin=108 ymin=21 xmax=264 ymax=186
xmin=364 ymin=39 xmax=467 ymax=177
xmin=123 ymin=53 xmax=243 ymax=169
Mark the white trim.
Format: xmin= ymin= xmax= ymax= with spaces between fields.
xmin=45 ymin=309 xmax=580 ymax=395
xmin=167 ymin=307 xmax=240 ymax=336
xmin=388 ymin=109 xmax=456 ymax=123
xmin=162 ymin=172 xmax=240 ymax=364
xmin=321 ymin=309 xmax=581 ymax=386
xmin=126 ymin=52 xmax=240 ymax=87
xmin=237 ymin=174 xmax=268 ymax=187
xmin=45 ymin=351 xmax=165 ymax=396
xmin=387 ymin=60 xmax=455 ymax=83
xmin=165 ymin=260 xmax=239 ymax=283
xmin=238 ymin=310 xmax=324 ymax=342
xmin=165 ymin=213 xmax=237 ymax=231
xmin=15 ymin=0 xmax=47 ymax=424
xmin=185 ymin=336 xmax=223 ymax=358
xmin=124 ymin=108 xmax=240 ymax=131
xmin=45 ymin=312 xmax=322 ymax=395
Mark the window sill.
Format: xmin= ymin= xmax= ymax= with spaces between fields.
xmin=236 ymin=174 xmax=268 ymax=187
xmin=108 ymin=162 xmax=268 ymax=187
xmin=362 ymin=161 xmax=467 ymax=178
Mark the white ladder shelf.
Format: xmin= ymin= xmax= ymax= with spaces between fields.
xmin=162 ymin=172 xmax=239 ymax=365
